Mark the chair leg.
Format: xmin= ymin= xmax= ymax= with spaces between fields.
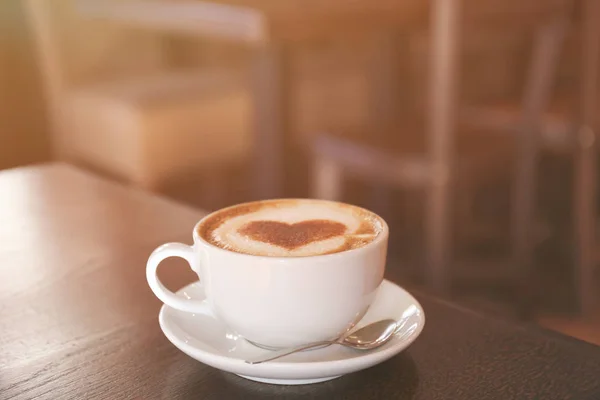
xmin=426 ymin=0 xmax=461 ymax=291
xmin=366 ymin=31 xmax=403 ymax=221
xmin=312 ymin=157 xmax=343 ymax=201
xmin=575 ymin=0 xmax=600 ymax=318
xmin=511 ymin=132 xmax=539 ymax=318
xmin=511 ymin=18 xmax=567 ymax=317
xmin=574 ymin=127 xmax=597 ymax=317
xmin=250 ymin=43 xmax=291 ymax=200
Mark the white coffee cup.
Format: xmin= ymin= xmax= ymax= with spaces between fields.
xmin=146 ymin=208 xmax=388 ymax=349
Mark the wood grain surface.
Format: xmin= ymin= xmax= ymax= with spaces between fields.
xmin=1 ymin=164 xmax=600 ymax=400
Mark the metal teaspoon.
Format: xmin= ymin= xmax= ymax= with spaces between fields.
xmin=245 ymin=319 xmax=398 ymax=364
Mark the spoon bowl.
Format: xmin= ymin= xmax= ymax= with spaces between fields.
xmin=343 ymin=319 xmax=399 ymax=350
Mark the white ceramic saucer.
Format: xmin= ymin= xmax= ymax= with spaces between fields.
xmin=158 ymin=279 xmax=425 ymax=385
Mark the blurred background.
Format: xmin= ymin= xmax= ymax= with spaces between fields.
xmin=2 ymin=0 xmax=599 ymax=343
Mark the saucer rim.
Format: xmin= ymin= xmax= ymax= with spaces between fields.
xmin=158 ymin=279 xmax=426 ymax=374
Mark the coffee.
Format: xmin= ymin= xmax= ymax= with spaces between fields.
xmin=197 ymin=199 xmax=383 ymax=257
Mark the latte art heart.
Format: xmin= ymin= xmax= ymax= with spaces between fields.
xmin=238 ymin=220 xmax=347 ymax=250
xmin=197 ymin=199 xmax=383 ymax=257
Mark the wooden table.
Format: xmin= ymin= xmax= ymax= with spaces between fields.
xmin=2 ymin=164 xmax=600 ymax=399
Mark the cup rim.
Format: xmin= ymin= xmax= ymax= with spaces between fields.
xmin=192 ymin=198 xmax=389 ymax=261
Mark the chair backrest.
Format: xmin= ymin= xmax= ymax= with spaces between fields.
xmin=29 ymin=0 xmax=173 ymax=92
xmin=24 ymin=0 xmax=168 ymax=157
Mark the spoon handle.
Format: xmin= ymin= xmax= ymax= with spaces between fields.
xmin=245 ymin=340 xmax=336 ymax=364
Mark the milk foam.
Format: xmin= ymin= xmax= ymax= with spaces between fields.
xmin=200 ymin=200 xmax=382 ymax=257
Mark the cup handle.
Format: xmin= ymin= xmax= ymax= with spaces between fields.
xmin=146 ymin=242 xmax=213 ymax=315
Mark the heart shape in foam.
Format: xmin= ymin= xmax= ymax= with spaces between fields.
xmin=237 ymin=220 xmax=347 ymax=250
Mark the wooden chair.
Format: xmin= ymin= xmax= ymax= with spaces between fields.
xmin=463 ymin=15 xmax=570 ymax=276
xmin=25 ymin=0 xmax=251 ymax=203
xmin=460 ymin=0 xmax=600 ymax=316
xmin=310 ymin=0 xmax=574 ymax=296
